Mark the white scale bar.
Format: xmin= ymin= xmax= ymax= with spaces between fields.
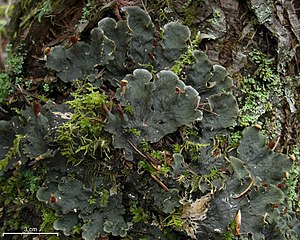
xmin=2 ymin=232 xmax=59 ymax=236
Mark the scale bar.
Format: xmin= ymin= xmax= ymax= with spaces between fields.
xmin=2 ymin=232 xmax=59 ymax=236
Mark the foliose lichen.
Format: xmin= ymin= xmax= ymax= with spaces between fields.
xmin=0 ymin=5 xmax=295 ymax=240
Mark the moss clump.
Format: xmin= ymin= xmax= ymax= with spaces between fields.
xmin=5 ymin=44 xmax=26 ymax=78
xmin=171 ymin=31 xmax=201 ymax=76
xmin=0 ymin=167 xmax=48 ymax=234
xmin=56 ymin=83 xmax=111 ymax=166
xmin=0 ymin=134 xmax=22 ymax=171
xmin=0 ymin=73 xmax=11 ymax=103
xmin=239 ymin=50 xmax=283 ymax=129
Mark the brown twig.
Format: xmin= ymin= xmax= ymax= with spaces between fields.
xmin=271 ymin=136 xmax=280 ymax=151
xmin=127 ymin=140 xmax=160 ymax=165
xmin=233 ymin=176 xmax=254 ymax=199
xmin=198 ymin=106 xmax=219 ymax=116
xmin=127 ymin=140 xmax=168 ymax=191
xmin=151 ymin=174 xmax=169 ymax=192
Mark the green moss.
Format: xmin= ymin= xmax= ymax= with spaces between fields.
xmin=0 ymin=4 xmax=14 ymax=17
xmin=239 ymin=50 xmax=283 ymax=128
xmin=181 ymin=140 xmax=209 ymax=160
xmin=190 ymin=166 xmax=221 ymax=193
xmin=123 ymin=104 xmax=133 ymax=115
xmin=138 ymin=160 xmax=156 ymax=174
xmin=149 ymin=0 xmax=173 ymax=23
xmin=140 ymin=139 xmax=150 ymax=152
xmin=0 ymin=73 xmax=11 ymax=103
xmin=130 ymin=202 xmax=148 ymax=223
xmin=0 ymin=134 xmax=23 ymax=170
xmin=182 ymin=0 xmax=202 ymax=27
xmin=56 ymin=83 xmax=111 ymax=166
xmin=228 ymin=129 xmax=242 ymax=149
xmin=172 ymin=143 xmax=181 ymax=153
xmin=80 ymin=0 xmax=93 ymax=23
xmin=138 ymin=63 xmax=156 ymax=77
xmin=88 ymin=196 xmax=96 ymax=205
xmin=0 ymin=167 xmax=47 ymax=234
xmin=287 ymin=147 xmax=300 ymax=211
xmin=171 ymin=31 xmax=201 ymax=75
xmin=178 ymin=141 xmax=210 ymax=162
xmin=5 ymin=44 xmax=26 ymax=77
xmin=36 ymin=0 xmax=52 ymax=22
xmin=125 ymin=127 xmax=142 ymax=137
xmin=18 ymin=0 xmax=63 ymax=31
xmin=221 ymin=219 xmax=237 ymax=240
xmin=164 ymin=213 xmax=184 ymax=228
xmin=150 ymin=150 xmax=164 ymax=161
xmin=40 ymin=207 xmax=56 ymax=232
xmin=20 ymin=0 xmax=35 ymax=11
xmin=99 ymin=188 xmax=109 ymax=208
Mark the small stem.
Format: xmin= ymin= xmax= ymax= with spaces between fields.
xmin=151 ymin=174 xmax=169 ymax=192
xmin=198 ymin=106 xmax=219 ymax=116
xmin=233 ymin=176 xmax=254 ymax=199
xmin=127 ymin=140 xmax=160 ymax=165
xmin=271 ymin=136 xmax=280 ymax=151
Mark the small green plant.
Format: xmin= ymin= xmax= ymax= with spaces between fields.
xmin=88 ymin=196 xmax=96 ymax=205
xmin=151 ymin=0 xmax=173 ymax=22
xmin=138 ymin=63 xmax=156 ymax=77
xmin=172 ymin=126 xmax=209 ymax=161
xmin=0 ymin=165 xmax=47 ymax=234
xmin=99 ymin=188 xmax=109 ymax=208
xmin=37 ymin=0 xmax=52 ymax=22
xmin=72 ymin=224 xmax=82 ymax=235
xmin=123 ymin=104 xmax=133 ymax=115
xmin=190 ymin=167 xmax=221 ymax=193
xmin=80 ymin=0 xmax=93 ymax=23
xmin=159 ymin=162 xmax=170 ymax=176
xmin=221 ymin=220 xmax=237 ymax=240
xmin=0 ymin=176 xmax=18 ymax=205
xmin=138 ymin=160 xmax=156 ymax=174
xmin=179 ymin=140 xmax=210 ymax=161
xmin=239 ymin=50 xmax=283 ymax=127
xmin=0 ymin=73 xmax=10 ymax=102
xmin=0 ymin=134 xmax=23 ymax=170
xmin=43 ymin=83 xmax=50 ymax=92
xmin=171 ymin=31 xmax=201 ymax=75
xmin=22 ymin=169 xmax=41 ymax=193
xmin=140 ymin=139 xmax=150 ymax=152
xmin=228 ymin=128 xmax=242 ymax=149
xmin=130 ymin=202 xmax=148 ymax=223
xmin=150 ymin=150 xmax=164 ymax=161
xmin=5 ymin=44 xmax=26 ymax=77
xmin=172 ymin=143 xmax=181 ymax=153
xmin=164 ymin=213 xmax=184 ymax=228
xmin=40 ymin=208 xmax=56 ymax=232
xmin=125 ymin=127 xmax=142 ymax=137
xmin=213 ymin=9 xmax=222 ymax=18
xmin=211 ymin=134 xmax=229 ymax=157
xmin=287 ymin=147 xmax=300 ymax=211
xmin=56 ymin=83 xmax=111 ymax=166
